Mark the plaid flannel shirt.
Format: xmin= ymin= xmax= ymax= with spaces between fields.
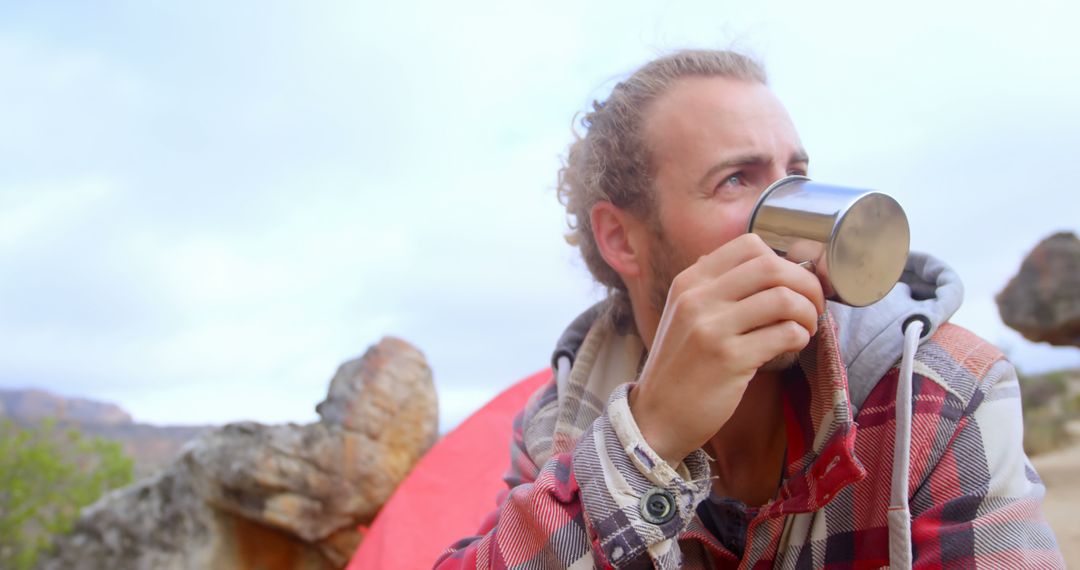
xmin=436 ymin=311 xmax=1063 ymax=568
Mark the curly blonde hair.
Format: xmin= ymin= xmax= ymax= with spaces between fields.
xmin=557 ymin=49 xmax=767 ymax=329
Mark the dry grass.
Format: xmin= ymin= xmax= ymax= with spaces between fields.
xmin=1020 ymin=369 xmax=1079 ymax=456
xmin=1032 ymin=421 xmax=1080 ymax=566
xmin=1022 ymin=369 xmax=1080 ymax=563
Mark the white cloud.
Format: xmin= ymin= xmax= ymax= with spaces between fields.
xmin=0 ymin=178 xmax=116 ymax=249
xmin=1 ymin=0 xmax=1077 ymax=432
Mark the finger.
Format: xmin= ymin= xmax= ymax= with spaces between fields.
xmin=708 ymin=253 xmax=826 ymax=314
xmin=724 ymin=286 xmax=821 ymax=337
xmin=732 ymin=319 xmax=812 ymax=367
xmin=676 ymin=233 xmax=775 ymax=286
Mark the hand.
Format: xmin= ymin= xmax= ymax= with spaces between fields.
xmin=628 ymin=233 xmax=825 ymax=468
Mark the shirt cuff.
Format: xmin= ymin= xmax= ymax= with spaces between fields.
xmin=607 ymin=382 xmax=701 ymax=486
xmin=572 ymin=383 xmax=711 ymax=568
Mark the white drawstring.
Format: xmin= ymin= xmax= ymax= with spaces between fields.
xmin=888 ymin=317 xmax=925 ymax=569
xmin=555 ymin=356 xmax=572 ymax=409
xmin=555 ymin=356 xmax=571 ymax=386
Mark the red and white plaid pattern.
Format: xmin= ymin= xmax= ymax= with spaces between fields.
xmin=436 ymin=313 xmax=1063 ymax=568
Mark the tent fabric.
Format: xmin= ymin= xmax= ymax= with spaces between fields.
xmin=347 ymin=369 xmax=552 ymax=570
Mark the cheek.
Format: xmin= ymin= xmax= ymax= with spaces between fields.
xmin=720 ymin=194 xmax=764 ymax=240
xmin=717 ymin=206 xmax=752 ymax=241
xmin=713 ymin=196 xmax=758 ymax=239
xmin=669 ymin=204 xmax=752 ymax=259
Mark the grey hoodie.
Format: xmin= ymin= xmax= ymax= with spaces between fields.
xmin=830 ymin=251 xmax=963 ymax=414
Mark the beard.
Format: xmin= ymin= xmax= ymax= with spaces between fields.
xmin=646 ymin=226 xmax=801 ymax=372
xmin=759 ymin=350 xmax=800 ymax=371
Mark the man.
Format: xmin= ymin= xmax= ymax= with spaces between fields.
xmin=437 ymin=50 xmax=1063 ymax=568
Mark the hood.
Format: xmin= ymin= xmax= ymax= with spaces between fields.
xmin=828 ymin=251 xmax=963 ymax=412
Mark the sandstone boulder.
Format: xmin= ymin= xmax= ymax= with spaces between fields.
xmin=997 ymin=232 xmax=1080 ymax=347
xmin=38 ymin=337 xmax=438 ymax=570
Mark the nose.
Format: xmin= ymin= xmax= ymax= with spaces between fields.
xmin=747 ymin=167 xmax=800 ymax=214
xmin=765 ymin=166 xmax=792 ymax=187
xmin=742 ymin=170 xmax=807 ymax=234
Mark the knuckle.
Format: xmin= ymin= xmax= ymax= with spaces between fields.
xmin=749 ymin=254 xmax=774 ymax=277
xmin=777 ymin=287 xmax=799 ymax=311
xmin=743 ymin=232 xmax=769 ymax=251
xmin=772 ymin=287 xmax=802 ymax=315
xmin=761 ymin=254 xmax=786 ymax=278
xmin=782 ymin=320 xmax=810 ymax=346
xmin=671 ymin=285 xmax=702 ymax=316
xmin=687 ymin=318 xmax=714 ymax=349
xmin=669 ymin=270 xmax=691 ymax=298
xmin=714 ymin=337 xmax=737 ymax=360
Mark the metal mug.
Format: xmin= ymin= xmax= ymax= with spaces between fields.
xmin=747 ymin=175 xmax=910 ymax=307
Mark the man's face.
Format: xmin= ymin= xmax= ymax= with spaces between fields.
xmin=640 ymin=76 xmax=809 ymax=366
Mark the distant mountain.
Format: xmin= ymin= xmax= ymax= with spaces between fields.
xmin=0 ymin=388 xmax=213 ymax=477
xmin=0 ymin=388 xmax=133 ymax=425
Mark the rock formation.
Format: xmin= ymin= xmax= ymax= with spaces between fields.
xmin=37 ymin=336 xmax=439 ymax=570
xmin=997 ymin=231 xmax=1080 ymax=347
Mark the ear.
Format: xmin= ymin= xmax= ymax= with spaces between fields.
xmin=590 ymin=201 xmax=648 ymax=281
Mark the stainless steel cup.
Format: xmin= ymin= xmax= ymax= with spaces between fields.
xmin=747 ymin=175 xmax=910 ymax=307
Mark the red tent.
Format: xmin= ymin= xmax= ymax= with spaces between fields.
xmin=347 ymin=369 xmax=551 ymax=569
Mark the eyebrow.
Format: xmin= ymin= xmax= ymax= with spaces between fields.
xmin=697 ymin=149 xmax=811 ymax=188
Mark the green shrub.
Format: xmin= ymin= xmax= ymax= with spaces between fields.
xmin=0 ymin=419 xmax=133 ymax=570
xmin=1018 ymin=369 xmax=1079 ymax=455
xmin=1018 ymin=371 xmax=1067 ymax=411
xmin=1022 ymin=408 xmax=1071 ymax=456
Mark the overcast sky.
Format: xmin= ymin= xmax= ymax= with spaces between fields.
xmin=2 ymin=1 xmax=1078 ymax=431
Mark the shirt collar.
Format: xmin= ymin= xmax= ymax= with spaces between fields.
xmin=769 ymin=310 xmax=868 ymax=516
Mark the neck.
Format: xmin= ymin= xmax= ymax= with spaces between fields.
xmin=631 ymin=293 xmax=662 ymax=349
xmin=707 ymin=370 xmax=788 ymax=506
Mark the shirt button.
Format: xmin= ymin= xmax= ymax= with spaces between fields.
xmin=640 ymin=488 xmax=677 ymax=525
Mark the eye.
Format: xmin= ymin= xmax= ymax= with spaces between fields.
xmin=713 ymin=172 xmax=748 ymax=199
xmin=720 ymin=173 xmax=744 ymax=187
